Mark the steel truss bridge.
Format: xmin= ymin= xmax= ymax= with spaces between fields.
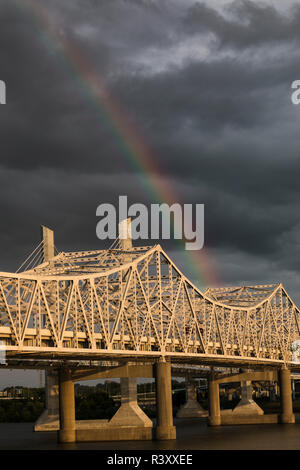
xmin=1 ymin=227 xmax=300 ymax=371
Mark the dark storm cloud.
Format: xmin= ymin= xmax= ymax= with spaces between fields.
xmin=0 ymin=0 xmax=300 ymax=300
xmin=185 ymin=1 xmax=300 ymax=48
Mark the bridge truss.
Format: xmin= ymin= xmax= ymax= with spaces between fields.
xmin=0 ymin=241 xmax=300 ymax=369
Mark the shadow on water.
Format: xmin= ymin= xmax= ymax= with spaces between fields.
xmin=1 ymin=414 xmax=300 ymax=450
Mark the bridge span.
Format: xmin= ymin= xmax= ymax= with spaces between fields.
xmin=0 ymin=222 xmax=299 ymax=442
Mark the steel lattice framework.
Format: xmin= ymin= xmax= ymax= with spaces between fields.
xmin=0 ymin=243 xmax=300 ymax=367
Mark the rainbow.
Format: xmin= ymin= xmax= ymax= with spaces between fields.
xmin=16 ymin=0 xmax=220 ymax=289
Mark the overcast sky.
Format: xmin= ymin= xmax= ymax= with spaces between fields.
xmin=1 ymin=0 xmax=300 ymax=386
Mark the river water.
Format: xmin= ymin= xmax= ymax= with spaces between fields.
xmin=1 ymin=415 xmax=300 ymax=450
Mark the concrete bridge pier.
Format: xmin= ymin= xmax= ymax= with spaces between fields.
xmin=46 ymin=371 xmax=60 ymax=417
xmin=58 ymin=368 xmax=76 ymax=443
xmin=155 ymin=359 xmax=176 ymax=440
xmin=280 ymin=368 xmax=295 ymax=424
xmin=109 ymin=377 xmax=153 ymax=427
xmin=208 ymin=370 xmax=221 ymax=426
xmin=231 ymin=380 xmax=264 ymax=416
xmin=34 ymin=370 xmax=59 ymax=431
xmin=176 ymin=379 xmax=207 ymax=418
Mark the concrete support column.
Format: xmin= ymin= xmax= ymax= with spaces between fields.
xmin=231 ymin=380 xmax=263 ymax=416
xmin=121 ymin=376 xmax=137 ymax=404
xmin=292 ymin=379 xmax=296 ymax=401
xmin=270 ymin=382 xmax=276 ymax=401
xmin=176 ymin=379 xmax=207 ymax=418
xmin=58 ymin=368 xmax=76 ymax=443
xmin=208 ymin=371 xmax=221 ymax=426
xmin=109 ymin=377 xmax=153 ymax=427
xmin=34 ymin=370 xmax=60 ymax=431
xmin=188 ymin=381 xmax=195 ymax=399
xmin=46 ymin=371 xmax=59 ymax=416
xmin=155 ymin=360 xmax=176 ymax=440
xmin=241 ymin=381 xmax=252 ymax=400
xmin=280 ymin=368 xmax=295 ymax=424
